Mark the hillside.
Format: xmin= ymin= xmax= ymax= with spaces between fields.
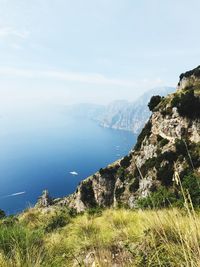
xmin=54 ymin=67 xmax=200 ymax=212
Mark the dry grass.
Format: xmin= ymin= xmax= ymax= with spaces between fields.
xmin=1 ymin=206 xmax=200 ymax=266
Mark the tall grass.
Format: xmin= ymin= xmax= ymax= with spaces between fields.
xmin=0 ymin=207 xmax=200 ymax=266
xmin=1 ymin=183 xmax=200 ymax=266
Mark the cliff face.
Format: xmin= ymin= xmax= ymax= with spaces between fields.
xmin=47 ymin=67 xmax=200 ymax=212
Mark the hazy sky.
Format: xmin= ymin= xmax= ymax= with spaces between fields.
xmin=0 ymin=0 xmax=200 ymax=110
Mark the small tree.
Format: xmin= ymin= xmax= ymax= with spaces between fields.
xmin=171 ymin=90 xmax=200 ymax=119
xmin=0 ymin=209 xmax=5 ymax=219
xmin=148 ymin=95 xmax=162 ymax=111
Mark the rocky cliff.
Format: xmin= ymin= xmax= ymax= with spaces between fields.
xmin=41 ymin=67 xmax=200 ymax=212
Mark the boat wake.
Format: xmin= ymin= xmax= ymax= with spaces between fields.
xmin=0 ymin=191 xmax=26 ymax=199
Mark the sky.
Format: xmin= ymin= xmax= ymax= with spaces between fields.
xmin=0 ymin=0 xmax=200 ymax=110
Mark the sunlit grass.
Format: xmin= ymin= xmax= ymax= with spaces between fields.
xmin=1 ymin=206 xmax=200 ymax=266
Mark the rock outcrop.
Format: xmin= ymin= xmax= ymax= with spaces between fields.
xmin=36 ymin=190 xmax=53 ymax=208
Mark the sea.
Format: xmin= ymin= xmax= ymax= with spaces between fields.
xmin=0 ymin=106 xmax=137 ymax=214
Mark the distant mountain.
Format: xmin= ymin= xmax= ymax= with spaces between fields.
xmin=66 ymin=87 xmax=175 ymax=134
xmin=98 ymin=87 xmax=175 ymax=133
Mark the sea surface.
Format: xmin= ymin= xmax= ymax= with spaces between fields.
xmin=0 ymin=106 xmax=137 ymax=214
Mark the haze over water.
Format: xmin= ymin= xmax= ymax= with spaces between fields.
xmin=0 ymin=106 xmax=136 ymax=214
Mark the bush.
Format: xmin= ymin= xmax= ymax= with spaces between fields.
xmin=148 ymin=95 xmax=163 ymax=111
xmin=175 ymin=139 xmax=187 ymax=156
xmin=45 ymin=212 xmax=70 ymax=232
xmin=157 ymin=164 xmax=174 ymax=186
xmin=87 ymin=206 xmax=103 ymax=217
xmin=99 ymin=166 xmax=118 ymax=176
xmin=160 ymin=138 xmax=169 ymax=147
xmin=189 ymin=142 xmax=200 ymax=168
xmin=161 ymin=151 xmax=177 ymax=163
xmin=171 ymin=90 xmax=200 ymax=118
xmin=68 ymin=208 xmax=78 ymax=218
xmin=0 ymin=209 xmax=5 ymax=219
xmin=181 ymin=173 xmax=200 ymax=207
xmin=129 ymin=178 xmax=140 ymax=192
xmin=116 ymin=167 xmax=125 ymax=182
xmin=175 ymin=140 xmax=200 ymax=169
xmin=134 ymin=121 xmax=152 ymax=151
xmin=140 ymin=157 xmax=157 ymax=176
xmin=1 ymin=216 xmax=18 ymax=227
xmin=115 ymin=186 xmax=125 ymax=200
xmin=120 ymin=154 xmax=132 ymax=168
xmin=137 ymin=186 xmax=177 ymax=209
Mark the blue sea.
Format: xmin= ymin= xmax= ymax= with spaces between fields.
xmin=0 ymin=106 xmax=137 ymax=214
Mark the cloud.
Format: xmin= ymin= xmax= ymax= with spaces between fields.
xmin=0 ymin=67 xmax=164 ymax=89
xmin=0 ymin=27 xmax=30 ymax=39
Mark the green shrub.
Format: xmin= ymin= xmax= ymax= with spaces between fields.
xmin=140 ymin=157 xmax=157 ymax=176
xmin=129 ymin=178 xmax=140 ymax=192
xmin=160 ymin=138 xmax=169 ymax=147
xmin=87 ymin=206 xmax=103 ymax=217
xmin=181 ymin=173 xmax=200 ymax=207
xmin=0 ymin=209 xmax=5 ymax=219
xmin=157 ymin=164 xmax=174 ymax=186
xmin=171 ymin=90 xmax=200 ymax=118
xmin=45 ymin=212 xmax=70 ymax=232
xmin=175 ymin=139 xmax=187 ymax=156
xmin=99 ymin=166 xmax=118 ymax=176
xmin=115 ymin=186 xmax=125 ymax=199
xmin=134 ymin=121 xmax=152 ymax=151
xmin=68 ymin=208 xmax=78 ymax=218
xmin=1 ymin=216 xmax=18 ymax=227
xmin=148 ymin=95 xmax=163 ymax=111
xmin=157 ymin=135 xmax=163 ymax=142
xmin=120 ymin=154 xmax=132 ymax=168
xmin=189 ymin=142 xmax=200 ymax=168
xmin=161 ymin=151 xmax=177 ymax=163
xmin=116 ymin=167 xmax=125 ymax=181
xmin=137 ymin=186 xmax=177 ymax=209
xmin=175 ymin=140 xmax=200 ymax=169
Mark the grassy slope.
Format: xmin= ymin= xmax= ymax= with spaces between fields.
xmin=0 ymin=206 xmax=200 ymax=266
